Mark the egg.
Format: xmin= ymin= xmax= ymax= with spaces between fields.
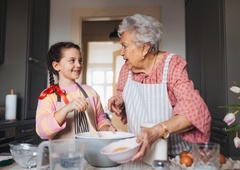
xmin=219 ymin=153 xmax=226 ymax=164
xmin=180 ymin=156 xmax=193 ymax=167
xmin=180 ymin=150 xmax=189 ymax=158
xmin=186 ymin=152 xmax=193 ymax=159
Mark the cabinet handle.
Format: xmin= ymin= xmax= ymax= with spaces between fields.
xmin=212 ymin=136 xmax=227 ymax=144
xmin=212 ymin=126 xmax=226 ymax=132
xmin=21 ymin=139 xmax=34 ymax=143
xmin=21 ymin=128 xmax=34 ymax=133
xmin=0 ymin=137 xmax=6 ymax=141
xmin=29 ymin=57 xmax=40 ymax=63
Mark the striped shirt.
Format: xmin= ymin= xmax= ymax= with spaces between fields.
xmin=36 ymin=83 xmax=111 ymax=139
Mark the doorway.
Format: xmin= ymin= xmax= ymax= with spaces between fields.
xmin=82 ymin=20 xmax=127 ymax=130
xmin=82 ymin=20 xmax=121 ymax=106
xmin=72 ymin=6 xmax=161 ymax=131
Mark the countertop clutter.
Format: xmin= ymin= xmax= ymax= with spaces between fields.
xmin=169 ymin=156 xmax=240 ymax=170
xmin=0 ymin=155 xmax=14 ymax=168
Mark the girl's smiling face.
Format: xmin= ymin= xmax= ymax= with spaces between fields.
xmin=53 ymin=47 xmax=83 ymax=84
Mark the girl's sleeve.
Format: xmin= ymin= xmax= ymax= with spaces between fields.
xmin=168 ymin=55 xmax=211 ymax=143
xmin=35 ymin=95 xmax=66 ymax=139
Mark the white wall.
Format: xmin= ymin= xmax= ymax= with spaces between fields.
xmin=50 ymin=0 xmax=186 ymax=58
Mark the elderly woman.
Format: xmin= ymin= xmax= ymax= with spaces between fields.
xmin=108 ymin=14 xmax=211 ymax=160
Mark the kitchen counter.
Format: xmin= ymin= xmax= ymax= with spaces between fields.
xmin=1 ymin=160 xmax=153 ymax=170
xmin=83 ymin=161 xmax=153 ymax=170
xmin=3 ymin=157 xmax=240 ymax=170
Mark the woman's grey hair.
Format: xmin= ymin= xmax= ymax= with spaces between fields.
xmin=118 ymin=14 xmax=163 ymax=54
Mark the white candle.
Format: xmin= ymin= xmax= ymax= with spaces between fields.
xmin=5 ymin=89 xmax=17 ymax=120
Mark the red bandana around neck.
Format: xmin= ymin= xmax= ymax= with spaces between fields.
xmin=38 ymin=84 xmax=69 ymax=104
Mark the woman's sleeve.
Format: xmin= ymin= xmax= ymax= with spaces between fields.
xmin=168 ymin=55 xmax=211 ymax=143
xmin=116 ymin=63 xmax=129 ymax=98
xmin=35 ymin=95 xmax=66 ymax=139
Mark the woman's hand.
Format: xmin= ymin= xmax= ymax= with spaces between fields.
xmin=108 ymin=96 xmax=127 ymax=124
xmin=108 ymin=96 xmax=124 ymax=117
xmin=131 ymin=125 xmax=162 ymax=161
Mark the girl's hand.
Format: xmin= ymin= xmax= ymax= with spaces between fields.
xmin=67 ymin=97 xmax=88 ymax=113
xmin=100 ymin=125 xmax=124 ymax=133
xmin=53 ymin=97 xmax=88 ymax=126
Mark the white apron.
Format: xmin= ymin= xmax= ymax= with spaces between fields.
xmin=122 ymin=53 xmax=191 ymax=156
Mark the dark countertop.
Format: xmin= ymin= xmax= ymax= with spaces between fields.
xmin=0 ymin=119 xmax=35 ymax=129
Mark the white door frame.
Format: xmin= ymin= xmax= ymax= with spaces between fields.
xmin=71 ymin=6 xmax=161 ymax=46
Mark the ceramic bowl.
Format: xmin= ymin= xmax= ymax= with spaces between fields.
xmin=100 ymin=137 xmax=141 ymax=164
xmin=75 ymin=131 xmax=135 ymax=167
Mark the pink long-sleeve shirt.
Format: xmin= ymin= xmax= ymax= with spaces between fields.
xmin=117 ymin=52 xmax=211 ymax=143
xmin=36 ymin=83 xmax=111 ymax=139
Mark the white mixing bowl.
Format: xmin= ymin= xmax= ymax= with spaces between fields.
xmin=75 ymin=131 xmax=135 ymax=167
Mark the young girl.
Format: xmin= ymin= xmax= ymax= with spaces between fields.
xmin=36 ymin=42 xmax=115 ymax=140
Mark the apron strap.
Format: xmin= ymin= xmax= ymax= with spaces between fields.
xmin=76 ymin=83 xmax=89 ymax=98
xmin=57 ymin=94 xmax=61 ymax=102
xmin=162 ymin=53 xmax=175 ymax=83
xmin=127 ymin=71 xmax=132 ymax=79
xmin=56 ymin=83 xmax=89 ymax=99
